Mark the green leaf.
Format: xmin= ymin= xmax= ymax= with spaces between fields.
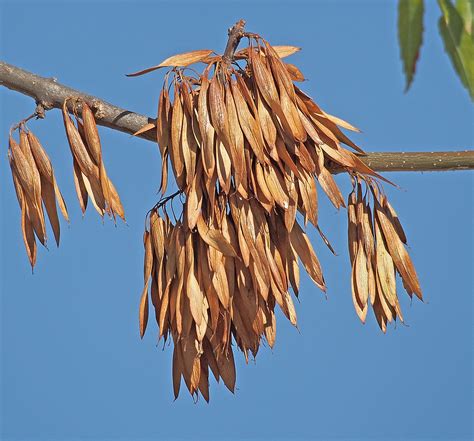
xmin=438 ymin=0 xmax=474 ymax=100
xmin=398 ymin=0 xmax=425 ymax=92
xmin=456 ymin=0 xmax=473 ymax=35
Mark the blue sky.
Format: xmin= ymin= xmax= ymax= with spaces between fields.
xmin=1 ymin=1 xmax=472 ymax=440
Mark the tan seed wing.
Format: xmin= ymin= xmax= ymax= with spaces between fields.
xmin=27 ymin=131 xmax=53 ymax=181
xmin=197 ymin=74 xmax=216 ymax=177
xmin=139 ymin=282 xmax=149 ymax=338
xmin=263 ymin=164 xmax=290 ymax=209
xmin=81 ymin=171 xmax=105 ymax=217
xmin=375 ymin=199 xmax=422 ymax=299
xmin=315 ymin=147 xmax=345 ymax=209
xmin=62 ymin=101 xmax=98 ymax=179
xmin=225 ymin=83 xmax=245 ymax=188
xmin=81 ymin=103 xmax=102 ymax=164
xmin=157 ymin=87 xmax=171 ymax=156
xmin=375 ymin=216 xmax=397 ymax=307
xmin=10 ymin=159 xmax=37 ymax=268
xmin=382 ymin=196 xmax=407 ymax=244
xmin=290 ymin=221 xmax=325 ymax=291
xmin=216 ymin=349 xmax=236 ymax=393
xmin=40 ymin=176 xmax=61 ymax=246
xmin=272 ymin=45 xmax=301 ymax=58
xmin=172 ymin=343 xmax=183 ymax=399
xmin=72 ymin=158 xmax=88 ymax=214
xmin=323 ymin=112 xmax=361 ymax=132
xmin=230 ymin=80 xmax=266 ymax=163
xmin=350 ymin=251 xmax=368 ymax=322
xmin=21 ymin=198 xmax=37 ymax=269
xmin=133 ymin=122 xmax=156 ymax=137
xmin=107 ymin=178 xmax=126 ymax=221
xmin=170 ymin=84 xmax=185 ymax=184
xmin=285 ymin=63 xmax=305 ymax=81
xmin=127 ymin=50 xmax=214 ymax=76
xmin=9 ymin=136 xmax=36 ymax=211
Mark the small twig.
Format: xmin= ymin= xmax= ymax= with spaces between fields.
xmin=222 ymin=19 xmax=247 ymax=67
xmin=155 ymin=190 xmax=182 ymax=210
xmin=10 ymin=103 xmax=46 ymax=132
xmin=218 ymin=19 xmax=247 ymax=82
xmin=147 ymin=190 xmax=183 ymax=220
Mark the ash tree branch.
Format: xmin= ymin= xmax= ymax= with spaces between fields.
xmin=0 ymin=61 xmax=157 ymax=142
xmin=1 ymin=60 xmax=473 ymax=173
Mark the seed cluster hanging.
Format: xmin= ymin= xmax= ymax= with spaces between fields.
xmin=8 ymin=98 xmax=126 ymax=268
xmin=62 ymin=98 xmax=125 ymax=221
xmin=4 ymin=20 xmax=423 ymax=402
xmin=8 ymin=125 xmax=69 ymax=268
xmin=347 ymin=178 xmax=421 ymax=332
xmin=130 ymin=22 xmax=422 ymax=401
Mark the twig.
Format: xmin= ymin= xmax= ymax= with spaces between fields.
xmin=222 ymin=19 xmax=247 ymax=67
xmin=331 ymin=151 xmax=474 ymax=173
xmin=1 ymin=60 xmax=472 ymax=173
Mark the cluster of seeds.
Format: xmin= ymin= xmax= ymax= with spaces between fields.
xmin=131 ymin=27 xmax=422 ymax=401
xmin=8 ymin=125 xmax=69 ymax=268
xmin=8 ymin=98 xmax=125 ymax=268
xmin=62 ymin=99 xmax=125 ymax=221
xmin=5 ymin=22 xmax=422 ymax=401
xmin=347 ymin=178 xmax=421 ymax=331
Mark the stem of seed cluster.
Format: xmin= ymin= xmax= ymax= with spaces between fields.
xmin=222 ymin=19 xmax=247 ymax=67
xmin=10 ymin=103 xmax=46 ymax=132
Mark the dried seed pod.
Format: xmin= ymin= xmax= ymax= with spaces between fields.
xmin=72 ymin=157 xmax=88 ymax=214
xmin=9 ymin=135 xmax=41 ymax=219
xmin=63 ymin=101 xmax=98 ymax=179
xmin=8 ymin=150 xmax=37 ymax=268
xmin=26 ymin=130 xmax=69 ymax=246
xmin=139 ymin=230 xmax=153 ymax=338
xmin=28 ymin=131 xmax=69 ymax=223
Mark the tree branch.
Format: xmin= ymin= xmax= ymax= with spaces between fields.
xmin=1 ymin=60 xmax=473 ymax=173
xmin=331 ymin=150 xmax=474 ymax=173
xmin=0 ymin=60 xmax=157 ymax=142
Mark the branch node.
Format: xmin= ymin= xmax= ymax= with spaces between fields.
xmin=91 ymin=99 xmax=106 ymax=119
xmin=35 ymin=102 xmax=46 ymax=119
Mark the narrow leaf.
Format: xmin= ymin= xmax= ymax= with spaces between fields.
xmin=398 ymin=0 xmax=425 ymax=91
xmin=438 ymin=0 xmax=474 ymax=99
